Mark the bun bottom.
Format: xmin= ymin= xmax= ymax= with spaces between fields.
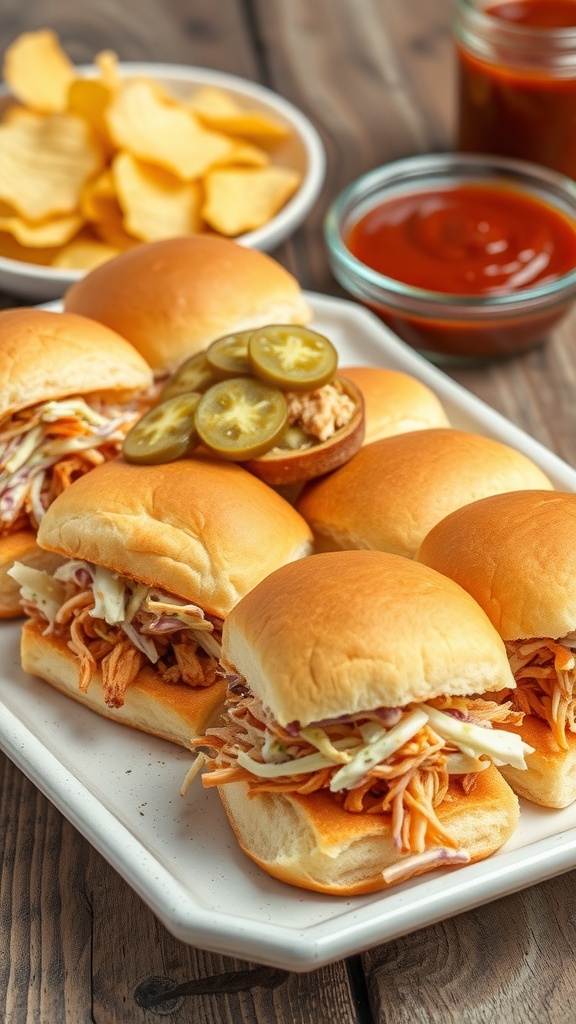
xmin=21 ymin=619 xmax=227 ymax=747
xmin=497 ymin=715 xmax=576 ymax=809
xmin=218 ymin=765 xmax=519 ymax=895
xmin=0 ymin=531 xmax=64 ymax=618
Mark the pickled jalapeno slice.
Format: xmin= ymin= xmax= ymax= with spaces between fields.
xmin=205 ymin=330 xmax=253 ymax=378
xmin=248 ymin=325 xmax=338 ymax=391
xmin=158 ymin=352 xmax=217 ymax=401
xmin=195 ymin=377 xmax=288 ymax=460
xmin=274 ymin=425 xmax=316 ymax=450
xmin=122 ymin=393 xmax=201 ymax=464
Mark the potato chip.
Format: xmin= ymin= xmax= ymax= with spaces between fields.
xmin=80 ymin=169 xmax=116 ymax=221
xmin=2 ymin=104 xmax=43 ymax=125
xmin=112 ymin=152 xmax=203 ymax=241
xmin=95 ymin=208 xmax=139 ymax=251
xmin=187 ymin=86 xmax=241 ymax=118
xmin=202 ymin=166 xmax=301 ymax=235
xmin=200 ymin=110 xmax=291 ymax=144
xmin=80 ymin=169 xmax=138 ymax=249
xmin=0 ymin=210 xmax=82 ymax=247
xmin=0 ymin=112 xmax=104 ymax=220
xmin=189 ymin=86 xmax=290 ymax=144
xmin=94 ymin=50 xmax=121 ymax=91
xmin=221 ymin=138 xmax=270 ymax=168
xmin=68 ymin=78 xmax=116 ymax=155
xmin=0 ymin=29 xmax=305 ymax=269
xmin=0 ymin=230 xmax=59 ymax=265
xmin=3 ymin=30 xmax=75 ymax=114
xmin=51 ymin=233 xmax=120 ymax=269
xmin=105 ymin=80 xmax=235 ymax=180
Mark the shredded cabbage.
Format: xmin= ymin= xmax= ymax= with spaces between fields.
xmin=91 ymin=564 xmax=126 ymax=625
xmin=231 ymin=702 xmax=534 ymax=789
xmin=8 ymin=562 xmax=66 ymax=623
xmin=423 ymin=704 xmax=533 ymax=771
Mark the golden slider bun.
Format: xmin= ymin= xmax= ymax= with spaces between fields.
xmin=295 ymin=428 xmax=553 ymax=558
xmin=219 ymin=767 xmax=519 ymax=894
xmin=416 ymin=490 xmax=576 ymax=640
xmin=21 ymin=620 xmax=227 ymax=747
xmin=36 ymin=455 xmax=313 ymax=618
xmin=63 ymin=236 xmax=312 ymax=373
xmin=490 ymin=714 xmax=576 ymax=809
xmin=340 ymin=366 xmax=449 ymax=444
xmin=417 ymin=491 xmax=576 ymax=809
xmin=0 ymin=307 xmax=153 ymax=419
xmin=0 ymin=531 xmax=64 ymax=619
xmin=221 ymin=550 xmax=516 ymax=726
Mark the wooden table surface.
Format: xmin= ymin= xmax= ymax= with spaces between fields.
xmin=2 ymin=1 xmax=576 ymax=1022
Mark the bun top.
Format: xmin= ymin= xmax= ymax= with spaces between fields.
xmin=0 ymin=307 xmax=153 ymax=419
xmin=222 ymin=549 xmax=515 ymax=726
xmin=339 ymin=366 xmax=449 ymax=444
xmin=296 ymin=428 xmax=553 ymax=558
xmin=63 ymin=236 xmax=313 ymax=373
xmin=36 ymin=455 xmax=313 ymax=618
xmin=416 ymin=489 xmax=576 ymax=640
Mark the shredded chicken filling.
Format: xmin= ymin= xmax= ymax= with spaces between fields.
xmin=18 ymin=560 xmax=223 ymax=709
xmin=505 ymin=636 xmax=576 ymax=748
xmin=192 ymin=687 xmax=524 ymax=861
xmin=0 ymin=394 xmax=151 ymax=534
xmin=285 ymin=382 xmax=356 ymax=444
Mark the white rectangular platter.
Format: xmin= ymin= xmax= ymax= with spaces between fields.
xmin=2 ymin=292 xmax=576 ymax=973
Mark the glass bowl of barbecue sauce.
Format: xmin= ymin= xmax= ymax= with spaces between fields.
xmin=324 ymin=153 xmax=576 ymax=363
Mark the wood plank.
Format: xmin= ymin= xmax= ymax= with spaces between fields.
xmin=2 ymin=0 xmax=576 ymax=1019
xmin=0 ymin=0 xmax=257 ymax=71
xmin=251 ymin=0 xmax=457 ymax=293
xmin=363 ymin=873 xmax=576 ymax=1024
xmin=0 ymin=753 xmax=365 ymax=1023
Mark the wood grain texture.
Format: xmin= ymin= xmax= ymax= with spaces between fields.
xmin=0 ymin=753 xmax=364 ymax=1023
xmin=1 ymin=0 xmax=576 ymax=1020
xmin=363 ymin=877 xmax=576 ymax=1024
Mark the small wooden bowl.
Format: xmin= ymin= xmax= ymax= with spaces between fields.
xmin=244 ymin=377 xmax=365 ymax=485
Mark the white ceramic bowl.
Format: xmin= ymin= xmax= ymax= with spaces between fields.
xmin=0 ymin=63 xmax=326 ymax=302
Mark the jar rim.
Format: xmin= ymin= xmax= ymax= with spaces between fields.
xmin=454 ymin=0 xmax=576 ymax=69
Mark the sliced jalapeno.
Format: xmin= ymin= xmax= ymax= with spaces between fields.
xmin=274 ymin=425 xmax=316 ymax=450
xmin=248 ymin=325 xmax=338 ymax=392
xmin=159 ymin=352 xmax=218 ymax=401
xmin=122 ymin=393 xmax=201 ymax=465
xmin=195 ymin=377 xmax=288 ymax=460
xmin=206 ymin=330 xmax=253 ymax=379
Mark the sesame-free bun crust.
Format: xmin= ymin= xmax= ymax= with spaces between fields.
xmin=0 ymin=531 xmax=64 ymax=618
xmin=222 ymin=550 xmax=515 ymax=726
xmin=339 ymin=366 xmax=449 ymax=444
xmin=218 ymin=766 xmax=519 ymax=894
xmin=0 ymin=307 xmax=153 ymax=419
xmin=21 ymin=620 xmax=227 ymax=747
xmin=64 ymin=236 xmax=312 ymax=373
xmin=416 ymin=490 xmax=576 ymax=641
xmin=490 ymin=714 xmax=576 ymax=808
xmin=295 ymin=428 xmax=553 ymax=558
xmin=36 ymin=455 xmax=313 ymax=618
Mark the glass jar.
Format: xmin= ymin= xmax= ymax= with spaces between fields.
xmin=324 ymin=154 xmax=576 ymax=363
xmin=454 ymin=0 xmax=576 ymax=179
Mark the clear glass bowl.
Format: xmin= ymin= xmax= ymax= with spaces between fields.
xmin=324 ymin=153 xmax=576 ymax=363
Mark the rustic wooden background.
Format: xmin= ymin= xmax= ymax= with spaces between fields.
xmin=2 ymin=0 xmax=576 ymax=1021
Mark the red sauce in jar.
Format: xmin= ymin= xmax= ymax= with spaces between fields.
xmin=344 ymin=182 xmax=576 ymax=359
xmin=456 ymin=0 xmax=576 ymax=179
xmin=490 ymin=1 xmax=576 ymax=29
